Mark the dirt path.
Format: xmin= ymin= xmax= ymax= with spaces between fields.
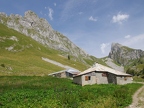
xmin=127 ymin=82 xmax=144 ymax=108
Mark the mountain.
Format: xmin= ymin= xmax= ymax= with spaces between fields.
xmin=108 ymin=43 xmax=144 ymax=65
xmin=104 ymin=43 xmax=144 ymax=77
xmin=0 ymin=10 xmax=107 ymax=76
xmin=0 ymin=10 xmax=91 ymax=63
xmin=0 ymin=22 xmax=90 ymax=76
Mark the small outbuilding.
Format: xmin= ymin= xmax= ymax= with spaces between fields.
xmin=73 ymin=63 xmax=133 ymax=86
xmin=66 ymin=69 xmax=80 ymax=78
xmin=48 ymin=68 xmax=80 ymax=78
xmin=48 ymin=70 xmax=66 ymax=78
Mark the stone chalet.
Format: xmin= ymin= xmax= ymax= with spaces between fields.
xmin=73 ymin=63 xmax=133 ymax=86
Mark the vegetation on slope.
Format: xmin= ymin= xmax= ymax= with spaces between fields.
xmin=0 ymin=23 xmax=91 ymax=75
xmin=126 ymin=57 xmax=144 ymax=79
xmin=0 ymin=76 xmax=142 ymax=108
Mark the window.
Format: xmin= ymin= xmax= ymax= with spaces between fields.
xmin=124 ymin=77 xmax=127 ymax=81
xmin=102 ymin=72 xmax=107 ymax=77
xmin=85 ymin=76 xmax=91 ymax=81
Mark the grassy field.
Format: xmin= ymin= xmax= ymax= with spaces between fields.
xmin=0 ymin=76 xmax=143 ymax=108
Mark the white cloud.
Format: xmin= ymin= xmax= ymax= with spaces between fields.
xmin=45 ymin=7 xmax=47 ymax=9
xmin=123 ymin=34 xmax=144 ymax=46
xmin=100 ymin=43 xmax=110 ymax=54
xmin=124 ymin=35 xmax=131 ymax=39
xmin=54 ymin=3 xmax=56 ymax=6
xmin=89 ymin=16 xmax=97 ymax=22
xmin=112 ymin=12 xmax=129 ymax=24
xmin=48 ymin=7 xmax=54 ymax=20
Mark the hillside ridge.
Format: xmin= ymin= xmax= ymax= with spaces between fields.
xmin=0 ymin=10 xmax=90 ymax=63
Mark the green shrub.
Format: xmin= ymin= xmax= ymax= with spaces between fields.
xmin=1 ymin=64 xmax=5 ymax=68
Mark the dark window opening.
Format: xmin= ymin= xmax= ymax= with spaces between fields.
xmin=102 ymin=72 xmax=107 ymax=77
xmin=85 ymin=76 xmax=91 ymax=81
xmin=124 ymin=77 xmax=127 ymax=81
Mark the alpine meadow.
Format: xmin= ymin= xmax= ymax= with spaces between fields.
xmin=0 ymin=1 xmax=144 ymax=107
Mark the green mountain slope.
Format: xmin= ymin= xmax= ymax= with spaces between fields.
xmin=0 ymin=23 xmax=107 ymax=76
xmin=0 ymin=11 xmax=92 ymax=63
xmin=0 ymin=23 xmax=89 ymax=76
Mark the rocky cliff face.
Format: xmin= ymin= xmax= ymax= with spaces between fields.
xmin=0 ymin=10 xmax=88 ymax=59
xmin=108 ymin=43 xmax=144 ymax=65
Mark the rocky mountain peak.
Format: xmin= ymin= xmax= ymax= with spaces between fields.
xmin=111 ymin=42 xmax=122 ymax=49
xmin=110 ymin=43 xmax=123 ymax=53
xmin=108 ymin=43 xmax=144 ymax=65
xmin=25 ymin=10 xmax=37 ymax=17
xmin=24 ymin=10 xmax=40 ymax=23
xmin=0 ymin=12 xmax=7 ymax=17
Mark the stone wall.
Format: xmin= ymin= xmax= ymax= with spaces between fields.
xmin=116 ymin=76 xmax=132 ymax=85
xmin=73 ymin=76 xmax=82 ymax=85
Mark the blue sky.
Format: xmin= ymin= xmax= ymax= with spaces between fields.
xmin=0 ymin=0 xmax=144 ymax=58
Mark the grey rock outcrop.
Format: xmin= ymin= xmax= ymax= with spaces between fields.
xmin=108 ymin=43 xmax=144 ymax=65
xmin=0 ymin=10 xmax=88 ymax=61
xmin=104 ymin=58 xmax=124 ymax=72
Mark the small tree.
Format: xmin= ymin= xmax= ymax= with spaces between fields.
xmin=68 ymin=55 xmax=70 ymax=60
xmin=141 ymin=68 xmax=144 ymax=75
xmin=1 ymin=64 xmax=5 ymax=68
xmin=141 ymin=68 xmax=144 ymax=79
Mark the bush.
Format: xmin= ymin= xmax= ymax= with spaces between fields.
xmin=1 ymin=64 xmax=5 ymax=68
xmin=126 ymin=68 xmax=135 ymax=76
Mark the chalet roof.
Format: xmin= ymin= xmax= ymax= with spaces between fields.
xmin=48 ymin=68 xmax=80 ymax=76
xmin=74 ymin=63 xmax=132 ymax=77
xmin=66 ymin=69 xmax=80 ymax=74
xmin=48 ymin=70 xmax=66 ymax=76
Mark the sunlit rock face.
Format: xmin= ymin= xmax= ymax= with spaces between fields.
xmin=108 ymin=43 xmax=144 ymax=65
